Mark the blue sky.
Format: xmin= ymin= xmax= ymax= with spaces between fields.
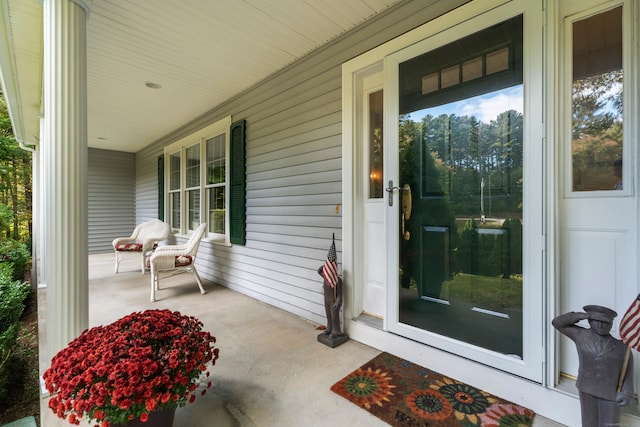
xmin=409 ymin=85 xmax=523 ymax=124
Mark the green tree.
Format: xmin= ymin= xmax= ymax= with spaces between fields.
xmin=571 ymin=70 xmax=623 ymax=191
xmin=0 ymin=89 xmax=31 ymax=243
xmin=572 ymin=70 xmax=622 ymax=140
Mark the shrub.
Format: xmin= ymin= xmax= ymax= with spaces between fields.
xmin=0 ymin=239 xmax=30 ymax=281
xmin=0 ymin=263 xmax=30 ymax=403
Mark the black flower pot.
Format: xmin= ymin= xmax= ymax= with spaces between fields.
xmin=112 ymin=408 xmax=175 ymax=427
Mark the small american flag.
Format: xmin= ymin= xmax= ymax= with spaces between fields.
xmin=322 ymin=235 xmax=339 ymax=288
xmin=619 ymin=294 xmax=640 ymax=351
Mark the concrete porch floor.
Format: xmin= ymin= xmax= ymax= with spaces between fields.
xmin=37 ymin=253 xmax=564 ymax=427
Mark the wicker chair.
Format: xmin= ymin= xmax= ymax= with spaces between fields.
xmin=149 ymin=223 xmax=207 ymax=302
xmin=112 ymin=219 xmax=170 ymax=274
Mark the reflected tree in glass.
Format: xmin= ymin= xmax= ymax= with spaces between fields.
xmin=572 ymin=71 xmax=623 ymax=191
xmin=571 ymin=7 xmax=623 ymax=192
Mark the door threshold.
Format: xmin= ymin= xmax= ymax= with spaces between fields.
xmin=354 ymin=313 xmax=383 ymax=330
xmin=557 ymin=375 xmax=640 ymax=420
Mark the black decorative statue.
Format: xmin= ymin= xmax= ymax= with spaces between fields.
xmin=317 ymin=265 xmax=348 ymax=348
xmin=553 ymin=305 xmax=634 ymax=427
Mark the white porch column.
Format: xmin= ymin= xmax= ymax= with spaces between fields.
xmin=42 ymin=0 xmax=91 ymax=360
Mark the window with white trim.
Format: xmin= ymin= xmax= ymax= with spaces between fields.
xmin=164 ymin=116 xmax=232 ymax=241
xmin=206 ymin=134 xmax=226 ymax=234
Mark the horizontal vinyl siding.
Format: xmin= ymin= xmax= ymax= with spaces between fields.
xmin=88 ymin=148 xmax=135 ymax=253
xmin=136 ymin=151 xmax=162 ymax=223
xmin=134 ymin=0 xmax=468 ymax=324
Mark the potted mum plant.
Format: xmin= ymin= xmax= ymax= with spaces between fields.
xmin=43 ymin=309 xmax=219 ymax=427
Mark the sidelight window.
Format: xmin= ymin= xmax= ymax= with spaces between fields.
xmin=571 ymin=7 xmax=623 ymax=192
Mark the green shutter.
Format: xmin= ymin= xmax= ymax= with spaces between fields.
xmin=230 ymin=119 xmax=246 ymax=245
xmin=158 ymin=155 xmax=164 ymax=221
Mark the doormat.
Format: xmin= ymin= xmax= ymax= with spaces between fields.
xmin=331 ymin=352 xmax=535 ymax=426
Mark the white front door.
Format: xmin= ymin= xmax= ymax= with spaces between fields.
xmin=361 ymin=70 xmax=386 ymax=318
xmin=348 ymin=62 xmax=387 ymax=321
xmin=556 ymin=0 xmax=638 ymax=379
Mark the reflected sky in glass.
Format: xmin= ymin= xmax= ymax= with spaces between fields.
xmin=408 ymin=86 xmax=523 ymax=123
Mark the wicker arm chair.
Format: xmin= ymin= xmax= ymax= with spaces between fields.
xmin=112 ymin=219 xmax=170 ymax=274
xmin=149 ymin=222 xmax=207 ymax=302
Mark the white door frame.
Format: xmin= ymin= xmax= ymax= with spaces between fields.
xmin=344 ymin=0 xmax=545 ymax=383
xmin=343 ymin=61 xmax=384 ymax=321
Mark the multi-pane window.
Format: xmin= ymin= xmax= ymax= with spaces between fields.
xmin=164 ymin=117 xmax=231 ymax=240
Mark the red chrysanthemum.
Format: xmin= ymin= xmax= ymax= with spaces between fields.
xmin=42 ymin=309 xmax=220 ymax=427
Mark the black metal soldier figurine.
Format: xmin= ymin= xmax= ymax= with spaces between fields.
xmin=553 ymin=305 xmax=634 ymax=427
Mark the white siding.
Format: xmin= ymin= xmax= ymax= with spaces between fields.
xmin=88 ymin=148 xmax=135 ymax=253
xmin=134 ymin=0 xmax=468 ymax=324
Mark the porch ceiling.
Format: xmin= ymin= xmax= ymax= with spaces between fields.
xmin=0 ymin=0 xmax=401 ymax=153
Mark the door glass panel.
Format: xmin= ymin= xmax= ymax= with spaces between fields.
xmin=369 ymin=90 xmax=384 ymax=198
xmin=571 ymin=7 xmax=623 ymax=192
xmin=397 ymin=16 xmax=524 ymax=357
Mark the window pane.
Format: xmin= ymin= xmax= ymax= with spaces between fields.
xmin=440 ymin=65 xmax=459 ymax=89
xmin=208 ymin=187 xmax=225 ymax=234
xmin=186 ymin=144 xmax=200 ymax=188
xmin=572 ymin=7 xmax=623 ymax=192
xmin=369 ymin=90 xmax=384 ymax=198
xmin=169 ymin=153 xmax=181 ymax=190
xmin=207 ymin=134 xmax=226 ymax=185
xmin=187 ymin=189 xmax=200 ymax=230
xmin=486 ymin=47 xmax=510 ymax=75
xmin=170 ymin=192 xmax=180 ymax=229
xmin=462 ymin=57 xmax=482 ymax=82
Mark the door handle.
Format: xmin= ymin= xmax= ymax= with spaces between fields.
xmin=401 ymin=184 xmax=411 ymax=241
xmin=385 ymin=180 xmax=398 ymax=206
xmin=386 ymin=181 xmax=412 ymax=240
xmin=386 ymin=180 xmax=410 ymax=206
